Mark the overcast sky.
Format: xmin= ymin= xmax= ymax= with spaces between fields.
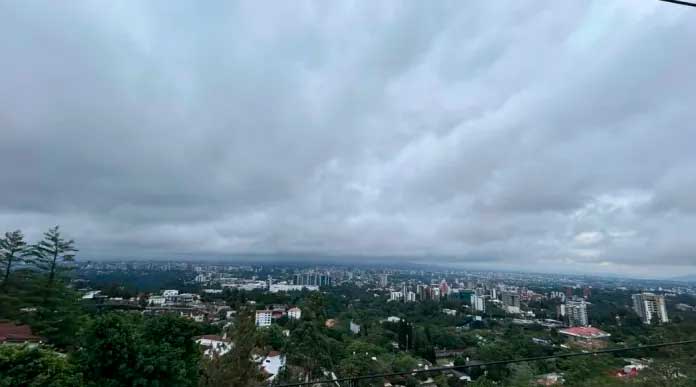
xmin=1 ymin=1 xmax=695 ymax=278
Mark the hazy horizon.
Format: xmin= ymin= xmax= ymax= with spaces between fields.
xmin=2 ymin=1 xmax=696 ymax=278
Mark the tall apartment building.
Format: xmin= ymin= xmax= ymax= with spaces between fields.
xmin=439 ymin=280 xmax=449 ymax=297
xmin=564 ymin=300 xmax=589 ymax=327
xmin=632 ymin=293 xmax=668 ymax=324
xmin=470 ymin=294 xmax=486 ymax=312
xmin=294 ymin=272 xmax=333 ymax=287
xmin=502 ymin=292 xmax=520 ymax=308
xmin=390 ymin=291 xmax=403 ymax=302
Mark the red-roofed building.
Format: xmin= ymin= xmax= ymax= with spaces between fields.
xmin=559 ymin=326 xmax=610 ymax=349
xmin=0 ymin=322 xmax=42 ymax=345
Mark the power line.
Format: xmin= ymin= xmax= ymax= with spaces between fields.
xmin=657 ymin=0 xmax=696 ymax=7
xmin=277 ymin=339 xmax=696 ymax=387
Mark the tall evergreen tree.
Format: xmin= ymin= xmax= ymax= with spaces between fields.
xmin=31 ymin=226 xmax=77 ymax=287
xmin=0 ymin=230 xmax=30 ymax=290
xmin=200 ymin=307 xmax=262 ymax=387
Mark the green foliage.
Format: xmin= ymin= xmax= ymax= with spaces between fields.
xmin=558 ymin=354 xmax=618 ymax=386
xmin=505 ymin=362 xmax=535 ymax=387
xmin=302 ymin=292 xmax=328 ymax=320
xmin=468 ymin=376 xmax=496 ymax=387
xmin=200 ymin=307 xmax=263 ymax=387
xmin=286 ymin=320 xmax=342 ymax=379
xmin=30 ymin=226 xmax=77 ymax=286
xmin=257 ymin=324 xmax=287 ymax=351
xmin=0 ymin=230 xmax=30 ymax=290
xmin=390 ymin=353 xmax=418 ymax=373
xmin=76 ymin=312 xmax=202 ymax=387
xmin=24 ymin=282 xmax=87 ymax=349
xmin=0 ymin=345 xmax=82 ymax=387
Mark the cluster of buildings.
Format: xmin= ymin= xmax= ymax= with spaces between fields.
xmin=255 ymin=306 xmax=302 ymax=327
xmin=193 ymin=335 xmax=286 ymax=382
xmin=293 ymin=271 xmax=333 ymax=287
xmin=144 ymin=289 xmax=232 ymax=322
xmin=386 ymin=279 xmax=543 ymax=316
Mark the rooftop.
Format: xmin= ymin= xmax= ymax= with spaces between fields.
xmin=559 ymin=327 xmax=610 ymax=339
xmin=0 ymin=322 xmax=42 ymax=343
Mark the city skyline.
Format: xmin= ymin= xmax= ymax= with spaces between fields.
xmin=2 ymin=1 xmax=696 ymax=278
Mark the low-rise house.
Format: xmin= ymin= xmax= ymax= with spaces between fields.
xmin=288 ymin=307 xmax=301 ymax=320
xmin=271 ymin=309 xmax=286 ymax=320
xmin=615 ymin=358 xmax=650 ymax=379
xmin=81 ymin=290 xmax=102 ymax=299
xmin=260 ymin=351 xmax=286 ymax=381
xmin=558 ymin=326 xmax=610 ymax=349
xmin=0 ymin=322 xmax=42 ymax=345
xmin=256 ymin=310 xmax=272 ymax=327
xmin=163 ymin=289 xmax=179 ymax=297
xmin=195 ymin=335 xmax=232 ymax=357
xmin=350 ymin=320 xmax=361 ymax=334
xmin=148 ymin=296 xmax=166 ymax=306
xmin=535 ymin=372 xmax=564 ymax=386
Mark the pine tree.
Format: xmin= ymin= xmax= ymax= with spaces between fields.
xmin=31 ymin=226 xmax=77 ymax=287
xmin=0 ymin=230 xmax=30 ymax=290
xmin=200 ymin=307 xmax=262 ymax=387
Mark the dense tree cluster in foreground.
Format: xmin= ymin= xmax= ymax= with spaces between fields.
xmin=2 ymin=227 xmax=696 ymax=386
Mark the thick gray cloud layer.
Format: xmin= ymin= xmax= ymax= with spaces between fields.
xmin=1 ymin=1 xmax=695 ymax=277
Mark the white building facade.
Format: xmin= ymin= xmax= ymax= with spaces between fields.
xmin=632 ymin=293 xmax=668 ymax=324
xmin=256 ymin=310 xmax=272 ymax=327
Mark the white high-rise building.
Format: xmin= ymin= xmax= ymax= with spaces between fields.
xmin=565 ymin=300 xmax=589 ymax=327
xmin=632 ymin=293 xmax=668 ymax=324
xmin=405 ymin=291 xmax=416 ymax=302
xmin=471 ymin=294 xmax=486 ymax=312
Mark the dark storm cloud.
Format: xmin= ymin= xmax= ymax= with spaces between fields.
xmin=1 ymin=1 xmax=695 ymax=277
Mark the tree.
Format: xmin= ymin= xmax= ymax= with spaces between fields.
xmin=31 ymin=226 xmax=77 ymax=287
xmin=390 ymin=353 xmax=418 ymax=373
xmin=303 ymin=292 xmax=327 ymax=320
xmin=200 ymin=307 xmax=263 ymax=387
xmin=258 ymin=324 xmax=287 ymax=351
xmin=468 ymin=376 xmax=496 ymax=387
xmin=26 ymin=282 xmax=87 ymax=349
xmin=77 ymin=312 xmax=202 ymax=387
xmin=506 ymin=362 xmax=535 ymax=387
xmin=0 ymin=230 xmax=30 ymax=290
xmin=285 ymin=321 xmax=341 ymax=381
xmin=0 ymin=345 xmax=82 ymax=387
xmin=141 ymin=314 xmax=203 ymax=384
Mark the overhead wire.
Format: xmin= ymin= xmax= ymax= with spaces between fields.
xmin=277 ymin=339 xmax=696 ymax=386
